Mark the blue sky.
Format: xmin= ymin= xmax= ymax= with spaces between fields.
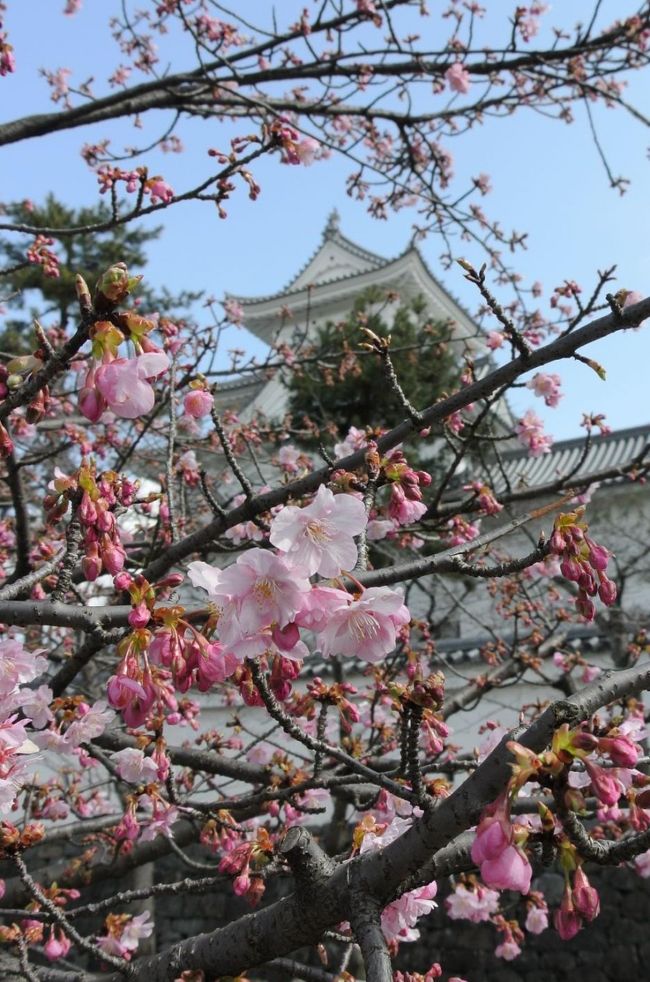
xmin=2 ymin=1 xmax=650 ymax=439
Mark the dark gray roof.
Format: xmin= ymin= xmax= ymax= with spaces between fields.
xmin=496 ymin=423 xmax=650 ymax=493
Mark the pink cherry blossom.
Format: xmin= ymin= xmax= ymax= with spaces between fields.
xmin=270 ymin=485 xmax=367 ymax=577
xmin=184 ymin=389 xmax=214 ymax=418
xmin=316 ymin=586 xmax=410 ymax=663
xmin=111 ymin=747 xmax=159 ymax=784
xmin=295 ymin=585 xmax=352 ymax=633
xmin=516 ymin=409 xmax=553 ymax=457
xmin=146 ymin=177 xmax=174 ymax=203
xmin=62 ymin=700 xmax=114 ymax=749
xmin=388 ymin=484 xmax=427 ymax=525
xmin=526 ymin=372 xmax=563 ymax=407
xmin=446 ymin=883 xmax=500 ymax=923
xmin=446 ymin=62 xmax=471 ymax=94
xmin=525 ymin=905 xmax=548 ymax=934
xmin=20 ymin=685 xmax=54 ymax=729
xmin=277 ymin=444 xmax=302 ymax=473
xmin=495 ymin=938 xmax=522 ymax=960
xmin=486 ymin=331 xmax=504 ymax=350
xmin=296 ymin=136 xmax=321 ymax=165
xmin=360 ymin=816 xmax=438 ymax=942
xmin=201 ymin=548 xmax=311 ymax=639
xmin=95 ymin=351 xmax=169 ymax=419
xmin=334 ymin=425 xmax=368 ymax=459
xmin=0 ymin=639 xmax=47 ymax=698
xmin=223 ymin=297 xmax=245 ymax=324
xmin=482 ymin=844 xmax=532 ymax=893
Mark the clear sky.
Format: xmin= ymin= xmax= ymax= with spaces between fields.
xmin=2 ymin=1 xmax=650 ymax=440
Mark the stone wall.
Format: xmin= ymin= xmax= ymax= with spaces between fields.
xmin=150 ymin=861 xmax=650 ymax=981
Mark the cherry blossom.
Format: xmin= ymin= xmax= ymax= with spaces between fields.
xmin=446 ymin=883 xmax=500 ymax=923
xmin=526 ymin=372 xmax=563 ymax=407
xmin=192 ymin=548 xmax=311 ymax=640
xmin=359 ymin=816 xmax=438 ymax=942
xmin=316 ymin=586 xmax=410 ymax=663
xmin=516 ymin=409 xmax=553 ymax=456
xmin=95 ymin=351 xmax=169 ymax=419
xmin=183 ymin=388 xmax=214 ymax=418
xmin=111 ymin=747 xmax=159 ymax=784
xmin=269 ymin=485 xmax=367 ymax=577
xmin=446 ymin=62 xmax=471 ymax=94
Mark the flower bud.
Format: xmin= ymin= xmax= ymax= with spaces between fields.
xmin=95 ymin=262 xmax=142 ymax=308
xmin=598 ymin=576 xmax=617 ymax=606
xmin=0 ymin=423 xmax=14 ymax=458
xmin=572 ymin=867 xmax=599 ymax=922
xmin=101 ymin=537 xmax=126 ymax=575
xmin=113 ymin=571 xmax=133 ymax=591
xmin=598 ymin=733 xmax=638 ymax=768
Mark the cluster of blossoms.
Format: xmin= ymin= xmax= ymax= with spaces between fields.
xmin=0 ymin=639 xmax=50 ymax=812
xmin=218 ymin=826 xmax=273 ymax=905
xmin=26 ymin=234 xmax=61 ymax=278
xmin=0 ymin=637 xmax=114 ymax=826
xmin=96 ymin=165 xmax=174 ymax=204
xmin=526 ymin=371 xmax=563 ymax=407
xmin=45 ymin=460 xmax=138 ymax=581
xmin=265 ymin=117 xmax=324 ymax=166
xmin=467 ymin=718 xmax=643 ymax=956
xmin=516 ymin=409 xmax=553 ymax=456
xmin=550 ymin=508 xmax=617 ymax=620
xmin=0 ymin=6 xmax=14 ymax=77
xmin=383 ymin=447 xmax=432 ymax=526
xmin=106 ymin=484 xmax=411 ymax=728
xmin=77 ymin=265 xmax=169 ymax=422
xmin=96 ymin=911 xmax=153 ymax=960
xmin=355 ymin=815 xmax=438 ymax=943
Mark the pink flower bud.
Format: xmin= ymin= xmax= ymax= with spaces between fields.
xmin=597 ymin=576 xmax=617 ymax=606
xmin=82 ymin=544 xmax=102 ymax=582
xmin=79 ymin=492 xmax=97 ymax=525
xmin=272 ymin=621 xmax=301 ymax=652
xmin=584 ymin=758 xmax=621 ymax=806
xmin=585 ymin=537 xmax=610 ymax=572
xmin=0 ymin=422 xmax=14 ymax=458
xmin=44 ymin=928 xmax=71 ymax=961
xmin=79 ymin=384 xmax=106 ymax=422
xmin=233 ymin=872 xmax=250 ymax=896
xmin=183 ymin=389 xmax=214 ymax=418
xmin=572 ymin=867 xmax=600 ymax=922
xmin=101 ymin=537 xmax=126 ymax=575
xmin=550 ymin=530 xmax=566 ymax=554
xmin=570 ymin=729 xmax=599 ymax=753
xmin=577 ymin=567 xmax=597 ymax=596
xmin=560 ymin=557 xmax=581 ymax=582
xmin=113 ymin=571 xmax=133 ymax=591
xmin=157 ymin=572 xmax=184 ymax=589
xmin=598 ymin=733 xmax=638 ymax=768
xmin=575 ymin=593 xmax=596 ymax=622
xmin=554 ymin=885 xmax=582 ymax=940
xmin=128 ymin=601 xmax=151 ymax=629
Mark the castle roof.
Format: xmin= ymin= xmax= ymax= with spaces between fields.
xmin=225 ymin=210 xmax=479 ymax=345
